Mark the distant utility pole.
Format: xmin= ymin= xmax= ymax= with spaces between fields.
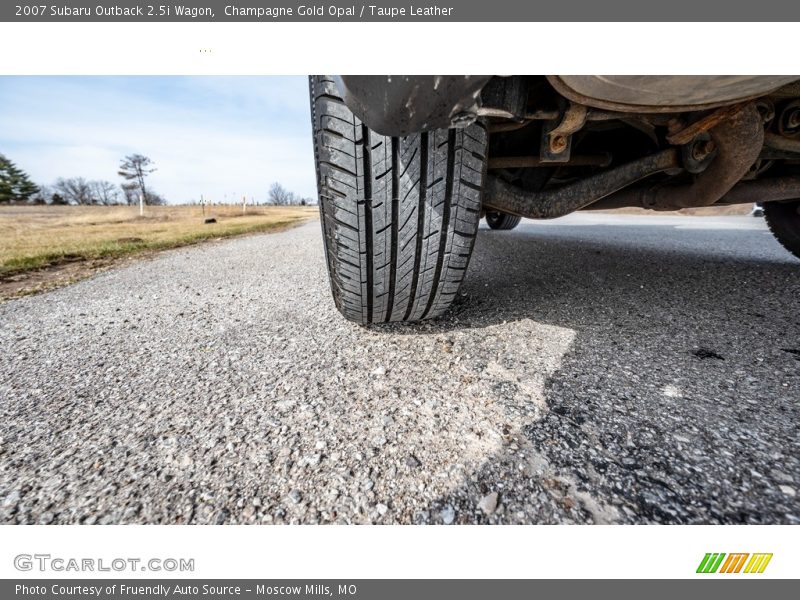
xmin=201 ymin=193 xmax=205 ymax=216
xmin=242 ymin=194 xmax=247 ymax=214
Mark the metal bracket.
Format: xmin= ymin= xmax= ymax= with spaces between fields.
xmin=539 ymin=103 xmax=588 ymax=163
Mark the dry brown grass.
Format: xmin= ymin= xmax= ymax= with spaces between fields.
xmin=0 ymin=204 xmax=317 ymax=278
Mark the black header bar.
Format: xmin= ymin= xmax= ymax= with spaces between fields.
xmin=4 ymin=1 xmax=800 ymax=22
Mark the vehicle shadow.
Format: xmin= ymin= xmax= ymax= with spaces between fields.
xmin=378 ymin=218 xmax=800 ymax=524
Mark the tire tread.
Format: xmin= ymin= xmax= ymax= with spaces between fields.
xmin=310 ymin=75 xmax=487 ymax=323
xmin=764 ymin=200 xmax=800 ymax=260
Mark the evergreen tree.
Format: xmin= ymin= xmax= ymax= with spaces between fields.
xmin=0 ymin=153 xmax=38 ymax=203
xmin=0 ymin=154 xmax=14 ymax=203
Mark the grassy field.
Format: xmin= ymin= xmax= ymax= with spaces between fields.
xmin=0 ymin=202 xmax=750 ymax=300
xmin=0 ymin=204 xmax=317 ymax=282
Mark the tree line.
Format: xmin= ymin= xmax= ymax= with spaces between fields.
xmin=1 ymin=152 xmax=314 ymax=206
xmin=0 ymin=153 xmax=165 ymax=205
xmin=267 ymin=182 xmax=314 ymax=206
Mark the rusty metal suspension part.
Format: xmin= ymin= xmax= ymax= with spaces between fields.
xmin=482 ymin=102 xmax=766 ymax=217
xmin=634 ymin=103 xmax=764 ymax=209
xmin=483 ymin=148 xmax=680 ymax=219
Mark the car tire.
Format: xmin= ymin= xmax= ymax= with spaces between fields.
xmin=764 ymin=199 xmax=800 ymax=259
xmin=485 ymin=211 xmax=522 ymax=230
xmin=310 ymin=76 xmax=488 ymax=324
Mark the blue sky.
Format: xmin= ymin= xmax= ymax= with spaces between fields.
xmin=0 ymin=76 xmax=316 ymax=204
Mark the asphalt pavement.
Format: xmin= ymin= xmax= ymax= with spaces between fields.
xmin=0 ymin=213 xmax=798 ymax=524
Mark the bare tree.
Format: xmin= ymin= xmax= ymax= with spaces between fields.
xmin=53 ymin=177 xmax=93 ymax=205
xmin=145 ymin=191 xmax=167 ymax=206
xmin=268 ymin=182 xmax=294 ymax=205
xmin=31 ymin=183 xmax=53 ymax=205
xmin=118 ymin=154 xmax=157 ymax=204
xmin=120 ymin=182 xmax=138 ymax=205
xmin=89 ymin=180 xmax=121 ymax=205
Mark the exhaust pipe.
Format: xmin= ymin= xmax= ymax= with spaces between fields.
xmin=583 ymin=177 xmax=800 ymax=210
xmin=713 ymin=176 xmax=800 ymax=205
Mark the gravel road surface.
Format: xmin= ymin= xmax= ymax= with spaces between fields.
xmin=1 ymin=213 xmax=798 ymax=524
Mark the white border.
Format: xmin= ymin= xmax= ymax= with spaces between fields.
xmin=0 ymin=22 xmax=797 ymax=75
xmin=1 ymin=19 xmax=797 ymax=581
xmin=1 ymin=525 xmax=796 ymax=579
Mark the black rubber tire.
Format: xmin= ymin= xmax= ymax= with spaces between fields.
xmin=485 ymin=211 xmax=522 ymax=230
xmin=310 ymin=76 xmax=488 ymax=324
xmin=764 ymin=200 xmax=800 ymax=260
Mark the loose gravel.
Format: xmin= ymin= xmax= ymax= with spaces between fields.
xmin=0 ymin=214 xmax=798 ymax=524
